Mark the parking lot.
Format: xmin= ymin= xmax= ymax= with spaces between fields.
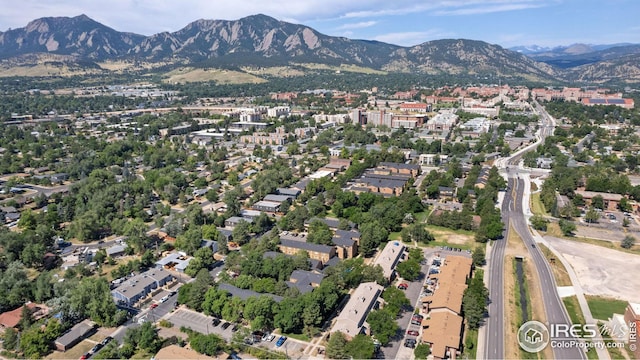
xmin=377 ymin=248 xmax=436 ymax=359
xmin=167 ymin=308 xmax=234 ymax=340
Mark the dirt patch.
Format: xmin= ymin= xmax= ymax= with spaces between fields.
xmin=162 ymin=67 xmax=267 ymax=84
xmin=546 ymin=236 xmax=640 ymax=301
xmin=427 ymin=227 xmax=474 ymax=245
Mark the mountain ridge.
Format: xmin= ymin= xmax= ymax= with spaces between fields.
xmin=0 ymin=14 xmax=636 ymax=83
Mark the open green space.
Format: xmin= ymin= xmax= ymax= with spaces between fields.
xmin=586 ymin=296 xmax=628 ymax=321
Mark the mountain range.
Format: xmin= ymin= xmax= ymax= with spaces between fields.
xmin=0 ymin=14 xmax=638 ymax=83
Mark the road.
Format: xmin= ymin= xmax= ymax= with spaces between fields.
xmin=485 ymin=101 xmax=586 ymax=359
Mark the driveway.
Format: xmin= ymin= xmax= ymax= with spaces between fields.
xmin=166 ymin=308 xmax=234 ymax=340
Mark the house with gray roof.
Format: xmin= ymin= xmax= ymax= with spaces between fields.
xmin=287 ymin=270 xmax=325 ymax=294
xmin=218 ymin=283 xmax=283 ymax=303
xmin=55 ymin=319 xmax=96 ymax=351
xmin=111 ymin=268 xmax=173 ymax=306
xmin=279 ymin=238 xmax=336 ymax=264
xmin=263 ymin=194 xmax=293 ymax=203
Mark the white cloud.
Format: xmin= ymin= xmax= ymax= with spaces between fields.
xmin=374 ymin=30 xmax=456 ymax=47
xmin=0 ymin=0 xmax=558 ymax=35
xmin=336 ymin=21 xmax=377 ymax=30
xmin=433 ymin=3 xmax=544 ymax=16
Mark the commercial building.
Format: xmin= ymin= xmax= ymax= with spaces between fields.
xmin=331 ymin=282 xmax=384 ymax=339
xmin=574 ymin=190 xmax=624 ymax=211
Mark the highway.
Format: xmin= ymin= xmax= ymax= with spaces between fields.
xmin=485 ymin=101 xmax=585 ymax=359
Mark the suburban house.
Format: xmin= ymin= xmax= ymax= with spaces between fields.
xmin=54 ymin=320 xmax=96 ymax=352
xmin=0 ymin=303 xmax=48 ymax=331
xmin=155 ymin=252 xmax=193 ymax=273
xmin=111 ymin=268 xmax=174 ymax=306
xmin=330 ymin=282 xmax=384 ymax=340
xmin=225 ymin=216 xmax=253 ymax=229
xmin=373 ymin=241 xmax=406 ymax=280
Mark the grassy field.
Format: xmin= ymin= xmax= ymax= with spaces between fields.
xmin=464 ymin=328 xmax=478 ymax=360
xmin=585 ymin=296 xmax=628 ymax=321
xmin=538 ymin=243 xmax=572 ymax=286
xmin=529 ymin=193 xmax=547 ymax=216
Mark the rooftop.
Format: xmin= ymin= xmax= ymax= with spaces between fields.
xmin=373 ymin=241 xmax=406 ymax=279
xmin=421 ymin=311 xmax=464 ymax=359
xmin=331 ymin=282 xmax=384 ymax=337
xmin=218 ymin=283 xmax=283 ymax=303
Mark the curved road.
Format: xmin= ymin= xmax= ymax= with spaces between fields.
xmin=485 ymin=101 xmax=586 ymax=359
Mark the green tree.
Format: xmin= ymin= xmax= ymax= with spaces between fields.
xmin=559 ymin=219 xmax=576 ymax=236
xmin=396 ymin=259 xmax=421 ymax=281
xmin=530 ymin=214 xmax=549 ymax=230
xmin=621 ymin=235 xmax=636 ymax=249
xmin=345 ymin=334 xmax=375 ymax=359
xmin=584 ymin=208 xmax=599 ymax=224
xmin=591 ymin=195 xmax=605 ymax=210
xmin=366 ymin=309 xmax=398 ymax=345
xmin=307 ymin=220 xmax=333 ymax=245
xmin=359 ymin=221 xmax=389 ymax=257
xmin=472 ymin=246 xmax=485 ymax=267
xmin=326 ymin=331 xmax=348 ymax=359
xmin=231 ymin=220 xmax=252 ymax=245
xmin=414 ymin=344 xmax=431 ymax=360
xmin=3 ymin=327 xmax=18 ymax=351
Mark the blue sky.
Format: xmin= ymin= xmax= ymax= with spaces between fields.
xmin=1 ymin=0 xmax=639 ymax=48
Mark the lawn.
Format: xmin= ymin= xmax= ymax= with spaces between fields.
xmin=530 ymin=193 xmax=547 ymax=216
xmin=562 ymin=296 xmax=585 ymax=325
xmin=586 ymin=296 xmax=628 ymax=321
xmin=464 ymin=328 xmax=478 ymax=360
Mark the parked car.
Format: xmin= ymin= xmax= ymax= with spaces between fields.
xmin=265 ymin=334 xmax=276 ymax=342
xmin=221 ymin=322 xmax=231 ymax=330
xmin=397 ymin=283 xmax=408 ymax=290
xmin=404 ymin=339 xmax=417 ymax=348
xmin=407 ymin=330 xmax=419 ymax=336
xmin=101 ymin=336 xmax=113 ymax=346
xmin=231 ymin=324 xmax=239 ymax=332
xmin=276 ymin=336 xmax=287 ymax=347
xmin=212 ymin=318 xmax=221 ymax=326
xmin=150 ymin=303 xmax=158 ymax=309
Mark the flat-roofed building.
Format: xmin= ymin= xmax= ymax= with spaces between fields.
xmin=331 ymin=282 xmax=384 ymax=339
xmin=373 ymin=241 xmax=406 ymax=280
xmin=252 ymin=200 xmax=281 ymax=213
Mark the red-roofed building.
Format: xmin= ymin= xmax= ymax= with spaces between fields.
xmin=0 ymin=303 xmax=48 ymax=330
xmin=400 ymin=102 xmax=431 ymax=113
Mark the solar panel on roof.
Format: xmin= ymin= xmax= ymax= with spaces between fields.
xmin=607 ymin=99 xmax=625 ymax=104
xmin=590 ymin=99 xmax=606 ymax=104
